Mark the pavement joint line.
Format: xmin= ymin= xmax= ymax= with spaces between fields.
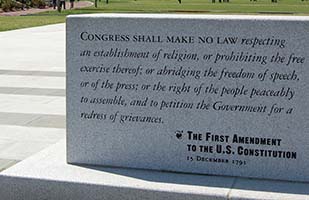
xmin=26 ymin=116 xmax=66 ymax=129
xmin=227 ymin=177 xmax=237 ymax=200
xmin=0 ymin=112 xmax=65 ymax=129
xmin=0 ymin=69 xmax=65 ymax=77
xmin=0 ymin=159 xmax=20 ymax=172
xmin=0 ymin=87 xmax=65 ymax=97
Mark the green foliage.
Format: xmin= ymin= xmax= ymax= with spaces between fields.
xmin=1 ymin=0 xmax=14 ymax=11
xmin=1 ymin=0 xmax=26 ymax=11
xmin=0 ymin=0 xmax=46 ymax=10
xmin=13 ymin=1 xmax=23 ymax=9
xmin=30 ymin=0 xmax=46 ymax=8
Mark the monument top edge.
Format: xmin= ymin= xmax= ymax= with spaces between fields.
xmin=66 ymin=13 xmax=309 ymax=21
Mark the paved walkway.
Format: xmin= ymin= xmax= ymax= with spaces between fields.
xmin=0 ymin=24 xmax=66 ymax=171
xmin=0 ymin=1 xmax=93 ymax=16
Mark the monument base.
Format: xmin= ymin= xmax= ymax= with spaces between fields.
xmin=0 ymin=140 xmax=308 ymax=200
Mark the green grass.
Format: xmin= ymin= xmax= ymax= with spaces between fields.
xmin=38 ymin=0 xmax=309 ymax=15
xmin=0 ymin=16 xmax=65 ymax=31
xmin=1 ymin=0 xmax=309 ymax=31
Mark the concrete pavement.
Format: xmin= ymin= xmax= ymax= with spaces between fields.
xmin=0 ymin=24 xmax=66 ymax=171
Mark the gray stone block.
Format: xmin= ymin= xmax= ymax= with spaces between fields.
xmin=66 ymin=14 xmax=309 ymax=182
xmin=1 ymin=140 xmax=308 ymax=200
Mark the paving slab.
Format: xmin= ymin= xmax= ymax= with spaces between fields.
xmin=0 ymin=140 xmax=235 ymax=200
xmin=0 ymin=75 xmax=65 ymax=89
xmin=0 ymin=94 xmax=65 ymax=115
xmin=0 ymin=125 xmax=64 ymax=143
xmin=229 ymin=178 xmax=309 ymax=200
xmin=0 ymin=24 xmax=65 ymax=71
xmin=0 ymin=125 xmax=64 ymax=160
xmin=0 ymin=24 xmax=66 ymax=162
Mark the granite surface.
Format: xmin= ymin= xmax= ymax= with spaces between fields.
xmin=1 ymin=140 xmax=309 ymax=200
xmin=66 ymin=14 xmax=309 ymax=182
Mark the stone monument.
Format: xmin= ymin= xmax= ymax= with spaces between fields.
xmin=66 ymin=14 xmax=309 ymax=182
